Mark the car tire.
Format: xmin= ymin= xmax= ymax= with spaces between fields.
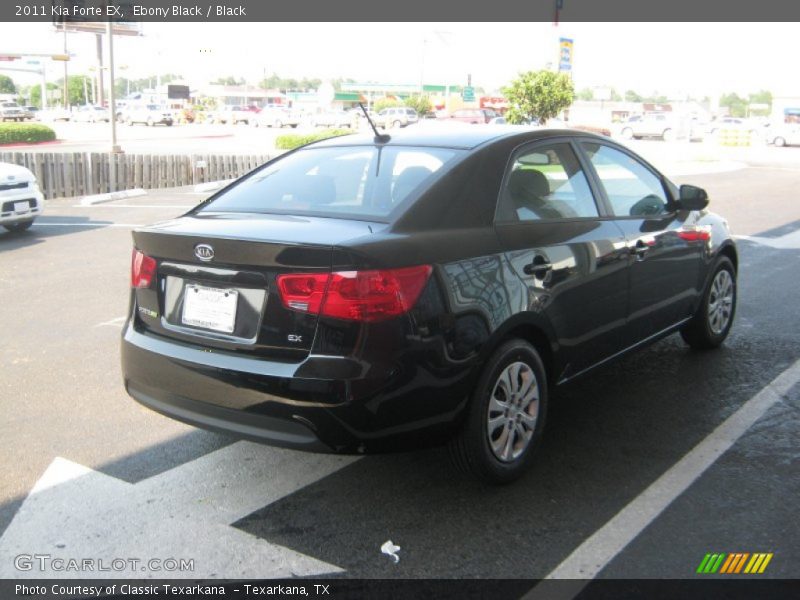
xmin=3 ymin=219 xmax=34 ymax=233
xmin=774 ymin=136 xmax=786 ymax=147
xmin=146 ymin=117 xmax=153 ymax=127
xmin=621 ymin=127 xmax=633 ymax=140
xmin=165 ymin=120 xmax=173 ymax=127
xmin=449 ymin=339 xmax=548 ymax=484
xmin=392 ymin=120 xmax=402 ymax=129
xmin=275 ymin=119 xmax=283 ymax=128
xmin=680 ymin=256 xmax=736 ymax=350
xmin=662 ymin=128 xmax=675 ymax=141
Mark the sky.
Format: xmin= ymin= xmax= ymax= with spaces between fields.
xmin=0 ymin=22 xmax=797 ymax=99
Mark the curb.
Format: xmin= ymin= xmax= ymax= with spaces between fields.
xmin=79 ymin=188 xmax=148 ymax=206
xmin=193 ymin=179 xmax=235 ymax=193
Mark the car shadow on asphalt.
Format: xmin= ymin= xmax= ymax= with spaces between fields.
xmin=232 ymin=334 xmax=798 ymax=578
xmin=0 ymin=216 xmax=117 ymax=250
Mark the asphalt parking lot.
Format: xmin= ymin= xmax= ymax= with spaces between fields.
xmin=0 ymin=155 xmax=799 ymax=583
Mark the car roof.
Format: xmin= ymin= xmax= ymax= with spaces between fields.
xmin=308 ymin=125 xmax=602 ymax=150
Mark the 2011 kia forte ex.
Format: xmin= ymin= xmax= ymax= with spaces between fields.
xmin=121 ymin=127 xmax=737 ymax=483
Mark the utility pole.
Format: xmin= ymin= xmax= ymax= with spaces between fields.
xmin=62 ymin=27 xmax=68 ymax=108
xmin=107 ymin=18 xmax=121 ymax=155
xmin=95 ymin=33 xmax=104 ymax=107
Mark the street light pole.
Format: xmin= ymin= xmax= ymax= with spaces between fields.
xmin=106 ymin=19 xmax=121 ymax=155
xmin=63 ymin=27 xmax=68 ymax=108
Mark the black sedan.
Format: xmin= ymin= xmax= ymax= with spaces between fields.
xmin=121 ymin=127 xmax=737 ymax=483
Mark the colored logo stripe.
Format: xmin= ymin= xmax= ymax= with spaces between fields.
xmin=697 ymin=553 xmax=726 ymax=573
xmin=720 ymin=553 xmax=749 ymax=573
xmin=697 ymin=552 xmax=773 ymax=574
xmin=744 ymin=553 xmax=774 ymax=574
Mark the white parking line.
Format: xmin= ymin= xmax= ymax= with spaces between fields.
xmin=525 ymin=358 xmax=800 ymax=596
xmin=0 ymin=441 xmax=358 ymax=578
xmin=34 ymin=223 xmax=142 ymax=228
xmin=70 ymin=204 xmax=195 ymax=209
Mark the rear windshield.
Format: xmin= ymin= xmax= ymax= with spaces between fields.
xmin=198 ymin=145 xmax=465 ymax=220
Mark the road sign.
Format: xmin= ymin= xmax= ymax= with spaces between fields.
xmin=559 ymin=37 xmax=574 ymax=72
xmin=0 ymin=441 xmax=358 ymax=578
xmin=463 ymin=86 xmax=475 ymax=102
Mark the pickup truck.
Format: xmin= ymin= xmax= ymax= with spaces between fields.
xmin=0 ymin=102 xmax=28 ymax=122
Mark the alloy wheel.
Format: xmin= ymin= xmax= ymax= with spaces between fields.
xmin=707 ymin=269 xmax=734 ymax=335
xmin=486 ymin=361 xmax=540 ymax=462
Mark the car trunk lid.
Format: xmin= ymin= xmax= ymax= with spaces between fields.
xmin=131 ymin=212 xmax=380 ymax=359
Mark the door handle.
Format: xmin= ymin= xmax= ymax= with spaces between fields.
xmin=524 ymin=258 xmax=553 ymax=277
xmin=630 ymin=240 xmax=650 ymax=260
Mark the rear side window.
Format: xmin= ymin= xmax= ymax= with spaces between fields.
xmin=497 ymin=142 xmax=599 ymax=221
xmin=199 ymin=145 xmax=464 ymax=220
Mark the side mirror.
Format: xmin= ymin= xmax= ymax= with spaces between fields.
xmin=678 ymin=184 xmax=709 ymax=211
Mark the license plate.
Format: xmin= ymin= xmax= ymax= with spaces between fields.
xmin=182 ymin=284 xmax=238 ymax=333
xmin=13 ymin=201 xmax=29 ymax=213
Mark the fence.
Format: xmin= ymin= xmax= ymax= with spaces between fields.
xmin=0 ymin=151 xmax=272 ymax=200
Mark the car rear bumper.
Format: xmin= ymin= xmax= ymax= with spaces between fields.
xmin=121 ymin=321 xmax=473 ymax=453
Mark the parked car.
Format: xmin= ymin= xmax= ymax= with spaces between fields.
xmin=72 ymin=105 xmax=110 ymax=123
xmin=705 ymin=117 xmax=750 ymax=137
xmin=446 ymin=108 xmax=499 ymax=124
xmin=374 ymin=107 xmax=418 ymax=128
xmin=619 ymin=113 xmax=683 ymax=141
xmin=123 ymin=104 xmax=174 ymax=127
xmin=251 ymin=105 xmax=299 ymax=128
xmin=121 ymin=128 xmax=737 ymax=483
xmin=0 ymin=162 xmax=45 ymax=232
xmin=22 ymin=106 xmax=38 ymax=120
xmin=311 ymin=109 xmax=352 ymax=128
xmin=45 ymin=108 xmax=72 ymax=122
xmin=765 ymin=123 xmax=800 ymax=147
xmin=213 ymin=105 xmax=258 ymax=125
xmin=0 ymin=102 xmax=26 ymax=122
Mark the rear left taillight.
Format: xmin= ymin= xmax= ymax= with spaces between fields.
xmin=276 ymin=265 xmax=432 ymax=323
xmin=131 ymin=248 xmax=156 ymax=288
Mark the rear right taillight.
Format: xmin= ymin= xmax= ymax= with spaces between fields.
xmin=276 ymin=265 xmax=432 ymax=323
xmin=131 ymin=248 xmax=156 ymax=288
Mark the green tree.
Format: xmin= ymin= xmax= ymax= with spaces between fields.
xmin=503 ymin=70 xmax=574 ymax=124
xmin=211 ymin=76 xmax=245 ymax=86
xmin=0 ymin=74 xmax=16 ymax=94
xmin=719 ymin=92 xmax=747 ymax=117
xmin=28 ymin=83 xmax=60 ymax=108
xmin=373 ymin=97 xmax=404 ymax=112
xmin=404 ymin=95 xmax=433 ymax=116
xmin=576 ymin=88 xmax=594 ymax=101
xmin=625 ymin=90 xmax=642 ymax=102
xmin=747 ymin=89 xmax=772 ymax=115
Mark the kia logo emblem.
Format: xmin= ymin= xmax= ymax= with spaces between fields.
xmin=194 ymin=243 xmax=214 ymax=262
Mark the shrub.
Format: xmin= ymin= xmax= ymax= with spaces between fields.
xmin=0 ymin=122 xmax=57 ymax=144
xmin=372 ymin=98 xmax=404 ymax=113
xmin=404 ymin=95 xmax=433 ymax=117
xmin=274 ymin=129 xmax=354 ymax=150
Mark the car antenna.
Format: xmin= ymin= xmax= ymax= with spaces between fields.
xmin=359 ymin=102 xmax=390 ymax=143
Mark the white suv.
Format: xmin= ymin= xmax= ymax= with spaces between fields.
xmin=0 ymin=162 xmax=44 ymax=232
xmin=376 ymin=107 xmax=419 ymax=129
